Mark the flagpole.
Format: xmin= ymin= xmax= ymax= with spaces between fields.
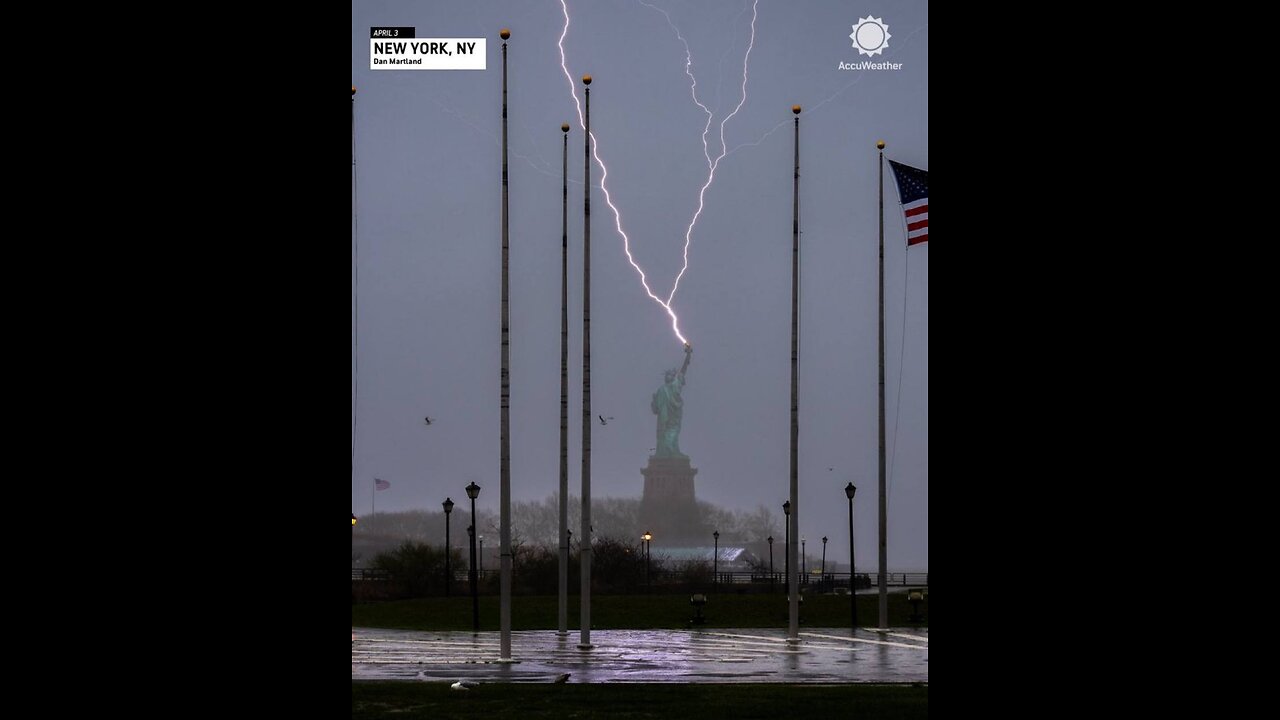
xmin=353 ymin=84 xmax=362 ymax=532
xmin=877 ymin=140 xmax=888 ymax=631
xmin=558 ymin=121 xmax=570 ymax=638
xmin=579 ymin=73 xmax=594 ymax=651
xmin=352 ymin=84 xmax=359 ymax=511
xmin=498 ymin=27 xmax=514 ymax=664
xmin=788 ymin=104 xmax=801 ymax=645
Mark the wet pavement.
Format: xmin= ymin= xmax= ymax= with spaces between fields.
xmin=352 ymin=627 xmax=928 ymax=684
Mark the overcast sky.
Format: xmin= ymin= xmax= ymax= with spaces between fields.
xmin=352 ymin=0 xmax=928 ymax=570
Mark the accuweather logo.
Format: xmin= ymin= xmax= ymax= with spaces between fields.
xmin=851 ymin=16 xmax=890 ymax=56
xmin=838 ymin=15 xmax=901 ymax=71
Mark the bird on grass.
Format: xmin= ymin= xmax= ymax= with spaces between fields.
xmin=451 ymin=679 xmax=480 ymax=691
xmin=553 ymin=673 xmax=571 ymax=684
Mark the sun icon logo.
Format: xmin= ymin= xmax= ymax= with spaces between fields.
xmin=850 ymin=16 xmax=891 ymax=56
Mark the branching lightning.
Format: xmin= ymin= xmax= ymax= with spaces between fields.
xmin=559 ymin=0 xmax=688 ymax=345
xmin=640 ymin=0 xmax=758 ymax=306
xmin=426 ymin=5 xmax=923 ymax=354
xmin=559 ymin=0 xmax=760 ymax=344
xmin=637 ymin=0 xmax=714 ymax=170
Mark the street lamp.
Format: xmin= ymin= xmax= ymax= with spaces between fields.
xmin=467 ymin=524 xmax=476 ymax=618
xmin=465 ymin=481 xmax=481 ymax=632
xmin=782 ymin=500 xmax=791 ymax=600
xmin=642 ymin=531 xmax=653 ymax=592
xmin=821 ymin=536 xmax=828 ymax=589
xmin=767 ymin=535 xmax=774 ymax=589
xmin=713 ymin=530 xmax=720 ymax=585
xmin=845 ymin=481 xmax=858 ymax=629
xmin=442 ymin=497 xmax=454 ymax=598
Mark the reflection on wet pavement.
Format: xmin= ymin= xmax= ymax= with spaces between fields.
xmin=352 ymin=627 xmax=928 ymax=684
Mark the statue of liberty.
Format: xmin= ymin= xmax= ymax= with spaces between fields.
xmin=651 ymin=344 xmax=693 ymax=458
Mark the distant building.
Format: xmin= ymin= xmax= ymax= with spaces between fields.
xmin=653 ymin=546 xmax=759 ymax=573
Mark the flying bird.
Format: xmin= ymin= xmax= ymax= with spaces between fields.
xmin=598 ymin=415 xmax=614 ymax=426
xmin=553 ymin=673 xmax=571 ymax=684
xmin=424 ymin=417 xmax=434 ymax=426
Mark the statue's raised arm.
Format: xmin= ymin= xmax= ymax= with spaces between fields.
xmin=679 ymin=343 xmax=692 ymax=380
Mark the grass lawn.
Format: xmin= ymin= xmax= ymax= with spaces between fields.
xmin=352 ymin=591 xmax=928 ymax=631
xmin=352 ymin=681 xmax=928 ymax=719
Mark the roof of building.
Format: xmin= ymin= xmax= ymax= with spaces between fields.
xmin=653 ymin=547 xmax=755 ymax=563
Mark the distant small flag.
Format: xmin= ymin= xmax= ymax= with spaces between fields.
xmin=375 ymin=478 xmax=391 ymax=491
xmin=888 ymin=160 xmax=928 ymax=246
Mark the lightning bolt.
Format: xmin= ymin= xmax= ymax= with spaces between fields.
xmin=559 ymin=0 xmax=688 ymax=345
xmin=638 ymin=0 xmax=758 ymax=306
xmin=559 ymin=0 xmax=760 ymax=343
xmin=636 ymin=0 xmax=714 ymax=170
xmin=556 ymin=3 xmax=913 ymax=344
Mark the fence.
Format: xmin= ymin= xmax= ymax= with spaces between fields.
xmin=352 ymin=568 xmax=926 ymax=591
xmin=703 ymin=571 xmax=927 ymax=588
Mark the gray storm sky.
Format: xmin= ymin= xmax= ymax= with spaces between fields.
xmin=352 ymin=0 xmax=928 ymax=570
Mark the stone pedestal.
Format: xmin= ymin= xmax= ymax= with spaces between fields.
xmin=640 ymin=456 xmax=701 ymax=544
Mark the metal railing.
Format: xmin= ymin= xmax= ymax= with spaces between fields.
xmin=351 ymin=568 xmax=926 ymax=587
xmin=701 ymin=571 xmax=927 ymax=587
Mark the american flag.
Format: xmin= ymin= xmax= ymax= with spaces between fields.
xmin=375 ymin=478 xmax=390 ymax=491
xmin=888 ymin=160 xmax=928 ymax=246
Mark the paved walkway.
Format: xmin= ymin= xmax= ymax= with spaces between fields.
xmin=352 ymin=627 xmax=928 ymax=684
